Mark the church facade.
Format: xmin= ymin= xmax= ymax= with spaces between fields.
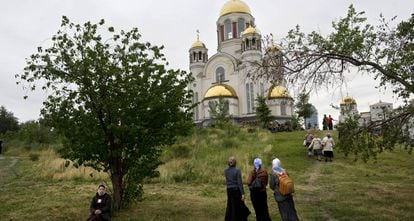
xmin=188 ymin=0 xmax=294 ymax=126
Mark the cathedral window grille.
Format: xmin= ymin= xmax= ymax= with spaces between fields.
xmin=224 ymin=19 xmax=232 ymax=40
xmin=193 ymin=92 xmax=199 ymax=120
xmin=232 ymin=22 xmax=237 ymax=38
xmin=260 ymin=83 xmax=264 ymax=97
xmin=216 ymin=67 xmax=225 ymax=82
xmin=246 ymin=83 xmax=255 ymax=113
xmin=220 ymin=25 xmax=224 ymax=42
xmin=281 ymin=101 xmax=287 ymax=116
xmin=237 ymin=18 xmax=245 ymax=38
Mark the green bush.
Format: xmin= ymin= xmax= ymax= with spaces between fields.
xmin=171 ymin=161 xmax=196 ymax=183
xmin=167 ymin=143 xmax=191 ymax=159
xmin=29 ymin=153 xmax=39 ymax=161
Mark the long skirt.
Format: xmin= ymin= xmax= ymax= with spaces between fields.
xmin=277 ymin=196 xmax=299 ymax=221
xmin=250 ymin=190 xmax=272 ymax=221
xmin=225 ymin=188 xmax=250 ymax=221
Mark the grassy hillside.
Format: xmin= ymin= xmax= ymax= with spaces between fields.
xmin=0 ymin=128 xmax=413 ymax=220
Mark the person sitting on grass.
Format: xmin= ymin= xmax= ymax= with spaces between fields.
xmin=87 ymin=184 xmax=112 ymax=221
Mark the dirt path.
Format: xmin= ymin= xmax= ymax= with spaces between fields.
xmin=0 ymin=156 xmax=19 ymax=179
xmin=300 ymin=161 xmax=338 ymax=221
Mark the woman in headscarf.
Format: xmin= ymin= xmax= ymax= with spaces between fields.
xmin=269 ymin=158 xmax=300 ymax=221
xmin=224 ymin=156 xmax=250 ymax=221
xmin=246 ymin=158 xmax=272 ymax=221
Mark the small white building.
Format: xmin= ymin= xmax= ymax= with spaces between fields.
xmin=370 ymin=101 xmax=393 ymax=122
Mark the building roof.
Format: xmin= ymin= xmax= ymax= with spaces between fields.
xmin=191 ymin=40 xmax=206 ymax=49
xmin=340 ymin=96 xmax=357 ymax=105
xmin=268 ymin=85 xmax=291 ymax=99
xmin=219 ymin=0 xmax=251 ymax=17
xmin=204 ymin=84 xmax=238 ymax=99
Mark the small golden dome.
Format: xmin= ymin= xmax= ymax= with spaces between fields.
xmin=242 ymin=26 xmax=259 ymax=35
xmin=191 ymin=40 xmax=206 ymax=49
xmin=268 ymin=85 xmax=291 ymax=99
xmin=220 ymin=0 xmax=251 ymax=17
xmin=340 ymin=96 xmax=357 ymax=105
xmin=204 ymin=84 xmax=238 ymax=99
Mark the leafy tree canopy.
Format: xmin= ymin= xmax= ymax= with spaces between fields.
xmin=0 ymin=106 xmax=19 ymax=134
xmin=294 ymin=93 xmax=313 ymax=129
xmin=16 ymin=16 xmax=194 ymax=208
xmin=254 ymin=5 xmax=413 ymax=159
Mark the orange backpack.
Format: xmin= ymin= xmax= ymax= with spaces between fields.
xmin=277 ymin=170 xmax=295 ymax=195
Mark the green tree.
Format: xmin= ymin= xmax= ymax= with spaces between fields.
xmin=254 ymin=5 xmax=413 ymax=159
xmin=0 ymin=106 xmax=19 ymax=134
xmin=208 ymin=97 xmax=231 ymax=128
xmin=16 ymin=17 xmax=193 ymax=209
xmin=295 ymin=93 xmax=313 ymax=129
xmin=255 ymin=95 xmax=271 ymax=128
xmin=18 ymin=120 xmax=58 ymax=146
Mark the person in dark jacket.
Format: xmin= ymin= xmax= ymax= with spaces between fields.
xmin=246 ymin=158 xmax=272 ymax=221
xmin=87 ymin=184 xmax=112 ymax=221
xmin=225 ymin=156 xmax=250 ymax=221
xmin=269 ymin=158 xmax=299 ymax=221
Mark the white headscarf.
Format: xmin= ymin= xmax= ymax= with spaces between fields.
xmin=272 ymin=158 xmax=284 ymax=174
xmin=254 ymin=158 xmax=262 ymax=170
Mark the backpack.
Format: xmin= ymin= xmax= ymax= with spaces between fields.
xmin=277 ymin=171 xmax=294 ymax=195
xmin=250 ymin=172 xmax=262 ymax=190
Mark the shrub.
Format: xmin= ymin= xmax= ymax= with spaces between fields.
xmin=29 ymin=153 xmax=39 ymax=161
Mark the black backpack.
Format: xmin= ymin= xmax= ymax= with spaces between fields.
xmin=250 ymin=171 xmax=262 ymax=190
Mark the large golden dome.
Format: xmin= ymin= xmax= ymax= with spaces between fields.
xmin=220 ymin=0 xmax=251 ymax=17
xmin=268 ymin=85 xmax=291 ymax=99
xmin=340 ymin=96 xmax=357 ymax=105
xmin=204 ymin=84 xmax=238 ymax=99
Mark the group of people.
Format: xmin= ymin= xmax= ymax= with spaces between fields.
xmin=225 ymin=156 xmax=299 ymax=221
xmin=304 ymin=132 xmax=335 ymax=162
xmin=322 ymin=114 xmax=334 ymax=131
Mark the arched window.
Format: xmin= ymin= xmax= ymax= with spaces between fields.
xmin=237 ymin=18 xmax=245 ymax=37
xmin=216 ymin=67 xmax=225 ymax=82
xmin=198 ymin=51 xmax=202 ymax=60
xmin=224 ymin=19 xmax=232 ymax=40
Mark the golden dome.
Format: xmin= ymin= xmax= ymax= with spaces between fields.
xmin=220 ymin=0 xmax=251 ymax=17
xmin=242 ymin=26 xmax=259 ymax=35
xmin=204 ymin=84 xmax=238 ymax=99
xmin=191 ymin=40 xmax=206 ymax=48
xmin=268 ymin=85 xmax=291 ymax=99
xmin=340 ymin=96 xmax=357 ymax=105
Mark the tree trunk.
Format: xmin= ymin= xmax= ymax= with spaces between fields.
xmin=111 ymin=165 xmax=123 ymax=210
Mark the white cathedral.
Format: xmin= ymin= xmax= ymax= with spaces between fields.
xmin=188 ymin=0 xmax=294 ymax=126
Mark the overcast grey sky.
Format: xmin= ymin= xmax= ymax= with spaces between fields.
xmin=1 ymin=0 xmax=413 ymax=125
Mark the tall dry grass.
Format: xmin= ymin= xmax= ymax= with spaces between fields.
xmin=35 ymin=148 xmax=108 ymax=181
